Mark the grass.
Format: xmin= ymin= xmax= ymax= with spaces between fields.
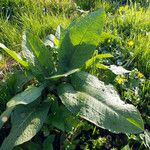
xmin=0 ymin=0 xmax=77 ymax=50
xmin=104 ymin=3 xmax=150 ymax=76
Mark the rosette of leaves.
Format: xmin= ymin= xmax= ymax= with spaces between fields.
xmin=0 ymin=9 xmax=144 ymax=150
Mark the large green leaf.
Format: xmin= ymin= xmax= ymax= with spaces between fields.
xmin=22 ymin=32 xmax=54 ymax=77
xmin=7 ymin=85 xmax=45 ymax=107
xmin=0 ymin=43 xmax=29 ymax=68
xmin=58 ymin=9 xmax=105 ymax=71
xmin=0 ymin=85 xmax=45 ymax=129
xmin=0 ymin=103 xmax=49 ymax=150
xmin=57 ymin=71 xmax=144 ymax=134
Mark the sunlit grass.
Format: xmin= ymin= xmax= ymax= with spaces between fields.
xmin=98 ymin=2 xmax=150 ymax=76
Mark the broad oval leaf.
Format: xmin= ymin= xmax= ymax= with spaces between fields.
xmin=7 ymin=85 xmax=45 ymax=107
xmin=58 ymin=9 xmax=105 ymax=71
xmin=57 ymin=71 xmax=144 ymax=134
xmin=0 ymin=103 xmax=49 ymax=150
xmin=0 ymin=85 xmax=45 ymax=129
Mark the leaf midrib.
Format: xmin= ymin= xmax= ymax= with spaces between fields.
xmin=60 ymin=84 xmax=143 ymax=132
xmin=76 ymin=91 xmax=142 ymax=132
